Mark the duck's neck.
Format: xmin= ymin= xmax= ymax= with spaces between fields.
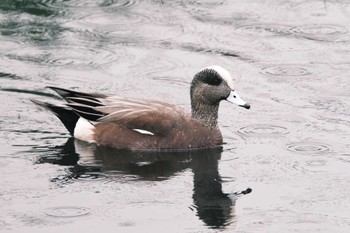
xmin=191 ymin=101 xmax=219 ymax=129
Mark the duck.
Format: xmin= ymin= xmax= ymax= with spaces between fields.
xmin=31 ymin=65 xmax=250 ymax=151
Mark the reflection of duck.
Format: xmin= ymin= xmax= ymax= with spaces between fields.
xmin=191 ymin=151 xmax=235 ymax=229
xmin=31 ymin=66 xmax=250 ymax=151
xmin=35 ymin=138 xmax=251 ymax=229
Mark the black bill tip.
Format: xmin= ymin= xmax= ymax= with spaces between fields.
xmin=240 ymin=103 xmax=250 ymax=109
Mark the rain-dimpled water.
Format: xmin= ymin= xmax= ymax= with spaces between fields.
xmin=1 ymin=0 xmax=350 ymax=232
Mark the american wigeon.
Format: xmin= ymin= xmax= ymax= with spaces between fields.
xmin=31 ymin=65 xmax=250 ymax=151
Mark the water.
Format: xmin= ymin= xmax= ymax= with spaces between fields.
xmin=1 ymin=0 xmax=350 ymax=232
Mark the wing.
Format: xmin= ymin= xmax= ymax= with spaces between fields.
xmin=96 ymin=97 xmax=188 ymax=135
xmin=50 ymin=89 xmax=189 ymax=136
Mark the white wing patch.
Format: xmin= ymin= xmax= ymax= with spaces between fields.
xmin=132 ymin=128 xmax=155 ymax=136
xmin=204 ymin=65 xmax=235 ymax=90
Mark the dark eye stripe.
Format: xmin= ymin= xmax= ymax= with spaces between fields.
xmin=207 ymin=77 xmax=222 ymax=85
xmin=202 ymin=70 xmax=222 ymax=86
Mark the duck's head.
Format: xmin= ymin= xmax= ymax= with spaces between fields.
xmin=190 ymin=65 xmax=250 ymax=126
xmin=191 ymin=65 xmax=250 ymax=109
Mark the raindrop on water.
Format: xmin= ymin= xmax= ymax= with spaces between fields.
xmin=235 ymin=24 xmax=293 ymax=36
xmin=45 ymin=206 xmax=90 ymax=218
xmin=290 ymin=24 xmax=348 ymax=36
xmin=260 ymin=65 xmax=314 ymax=76
xmin=238 ymin=124 xmax=289 ymax=136
xmin=287 ymin=142 xmax=330 ymax=154
xmin=338 ymin=154 xmax=350 ymax=163
xmin=290 ymin=24 xmax=348 ymax=42
xmin=73 ymin=172 xmax=109 ymax=182
xmin=305 ymin=159 xmax=327 ymax=167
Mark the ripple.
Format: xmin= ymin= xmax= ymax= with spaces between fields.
xmin=74 ymin=5 xmax=183 ymax=43
xmin=45 ymin=206 xmax=90 ymax=218
xmin=287 ymin=142 xmax=330 ymax=154
xmin=0 ymin=72 xmax=23 ymax=80
xmin=331 ymin=63 xmax=350 ymax=70
xmin=177 ymin=43 xmax=244 ymax=59
xmin=242 ymin=152 xmax=306 ymax=177
xmin=291 ymin=24 xmax=348 ymax=36
xmin=338 ymin=154 xmax=350 ymax=163
xmin=152 ymin=77 xmax=189 ymax=86
xmin=194 ymin=12 xmax=259 ymax=25
xmin=238 ymin=124 xmax=289 ymax=136
xmin=314 ymin=114 xmax=350 ymax=126
xmin=43 ymin=0 xmax=138 ymax=8
xmin=254 ymin=38 xmax=311 ymax=52
xmin=301 ymin=159 xmax=328 ymax=172
xmin=0 ymin=0 xmax=59 ymax=17
xmin=260 ymin=65 xmax=314 ymax=76
xmin=184 ymin=0 xmax=225 ymax=7
xmin=47 ymin=46 xmax=124 ymax=68
xmin=103 ymin=172 xmax=141 ymax=182
xmin=107 ymin=23 xmax=183 ymax=43
xmin=132 ymin=55 xmax=190 ymax=81
xmin=100 ymin=0 xmax=138 ymax=8
xmin=79 ymin=11 xmax=149 ymax=27
xmin=6 ymin=45 xmax=125 ymax=68
xmin=305 ymin=159 xmax=327 ymax=167
xmin=333 ymin=34 xmax=350 ymax=43
xmin=328 ymin=0 xmax=350 ymax=3
xmin=72 ymin=172 xmax=109 ymax=182
xmin=5 ymin=48 xmax=50 ymax=65
xmin=290 ymin=24 xmax=348 ymax=42
xmin=235 ymin=24 xmax=292 ymax=37
xmin=0 ymin=39 xmax=22 ymax=52
xmin=119 ymin=174 xmax=140 ymax=181
xmin=1 ymin=20 xmax=66 ymax=42
xmin=291 ymin=1 xmax=329 ymax=17
xmin=309 ymin=99 xmax=344 ymax=112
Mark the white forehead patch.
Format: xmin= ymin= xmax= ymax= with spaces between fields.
xmin=204 ymin=65 xmax=235 ymax=89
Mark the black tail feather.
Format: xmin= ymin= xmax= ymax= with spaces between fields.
xmin=66 ymin=97 xmax=104 ymax=107
xmin=66 ymin=103 xmax=105 ymax=121
xmin=31 ymin=99 xmax=80 ymax=136
xmin=47 ymin=86 xmax=107 ymax=100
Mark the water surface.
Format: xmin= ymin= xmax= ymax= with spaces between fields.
xmin=1 ymin=0 xmax=350 ymax=232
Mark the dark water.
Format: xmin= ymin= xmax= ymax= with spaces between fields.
xmin=1 ymin=0 xmax=350 ymax=232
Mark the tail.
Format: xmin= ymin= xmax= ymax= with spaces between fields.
xmin=47 ymin=86 xmax=107 ymax=100
xmin=30 ymin=99 xmax=80 ymax=136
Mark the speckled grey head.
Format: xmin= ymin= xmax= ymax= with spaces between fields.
xmin=191 ymin=65 xmax=249 ymax=108
xmin=191 ymin=66 xmax=233 ymax=94
xmin=190 ymin=65 xmax=250 ymax=127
